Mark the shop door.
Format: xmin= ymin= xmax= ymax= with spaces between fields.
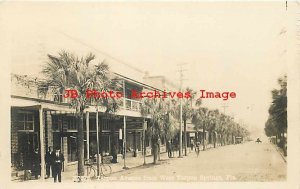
xmin=18 ymin=132 xmax=39 ymax=170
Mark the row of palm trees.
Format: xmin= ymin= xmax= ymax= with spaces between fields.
xmin=264 ymin=75 xmax=287 ymax=156
xmin=140 ymin=88 xmax=250 ymax=164
xmin=39 ymin=51 xmax=250 ymax=175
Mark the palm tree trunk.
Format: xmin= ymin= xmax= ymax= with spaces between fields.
xmin=77 ymin=112 xmax=85 ymax=176
xmin=100 ymin=116 xmax=103 ymax=163
xmin=184 ymin=119 xmax=187 ymax=156
xmin=282 ymin=130 xmax=287 ymax=156
xmin=214 ymin=132 xmax=216 ymax=148
xmin=220 ymin=134 xmax=223 ymax=146
xmin=203 ymin=125 xmax=206 ymax=151
xmin=111 ymin=118 xmax=117 ymax=162
xmin=152 ymin=139 xmax=158 ymax=164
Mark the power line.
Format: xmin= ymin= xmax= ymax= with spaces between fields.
xmin=221 ymin=103 xmax=229 ymax=114
xmin=55 ymin=29 xmax=145 ymax=74
xmin=177 ymin=63 xmax=188 ymax=157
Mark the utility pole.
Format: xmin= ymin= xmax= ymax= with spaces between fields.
xmin=221 ymin=103 xmax=229 ymax=114
xmin=122 ymin=80 xmax=129 ymax=169
xmin=177 ymin=63 xmax=187 ymax=158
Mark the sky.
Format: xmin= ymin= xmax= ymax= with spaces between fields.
xmin=4 ymin=2 xmax=288 ymax=134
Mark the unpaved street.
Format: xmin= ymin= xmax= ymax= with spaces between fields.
xmin=104 ymin=141 xmax=286 ymax=182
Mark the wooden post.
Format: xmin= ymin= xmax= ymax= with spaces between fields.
xmin=96 ymin=110 xmax=100 ymax=176
xmin=143 ymin=120 xmax=146 ymax=165
xmin=123 ymin=115 xmax=128 ymax=169
xmin=86 ymin=112 xmax=89 ymax=159
xmin=39 ymin=105 xmax=45 ymax=180
xmin=122 ymin=80 xmax=128 ymax=169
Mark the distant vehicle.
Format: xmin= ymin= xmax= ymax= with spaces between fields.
xmin=235 ymin=137 xmax=243 ymax=144
xmin=256 ymin=138 xmax=262 ymax=143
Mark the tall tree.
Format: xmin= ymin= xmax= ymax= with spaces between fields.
xmin=140 ymin=97 xmax=176 ymax=164
xmin=215 ymin=113 xmax=227 ymax=146
xmin=192 ymin=107 xmax=213 ymax=150
xmin=173 ymin=88 xmax=201 ymax=156
xmin=266 ymin=75 xmax=287 ymax=156
xmin=39 ymin=51 xmax=120 ymax=176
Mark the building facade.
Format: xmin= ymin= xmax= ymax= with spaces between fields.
xmin=10 ymin=73 xmax=168 ymax=180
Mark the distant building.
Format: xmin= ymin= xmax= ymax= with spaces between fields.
xmin=143 ymin=73 xmax=179 ymax=91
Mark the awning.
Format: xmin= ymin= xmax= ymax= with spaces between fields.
xmin=11 ymin=97 xmax=41 ymax=109
xmin=11 ymin=96 xmax=76 ymax=112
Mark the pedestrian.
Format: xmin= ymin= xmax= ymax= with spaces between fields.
xmin=32 ymin=148 xmax=41 ymax=179
xmin=167 ymin=140 xmax=172 ymax=158
xmin=191 ymin=139 xmax=194 ymax=151
xmin=195 ymin=142 xmax=200 ymax=157
xmin=52 ymin=147 xmax=64 ymax=183
xmin=111 ymin=143 xmax=118 ymax=163
xmin=45 ymin=146 xmax=53 ymax=178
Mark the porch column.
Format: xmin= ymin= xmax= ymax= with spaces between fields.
xmin=96 ymin=110 xmax=100 ymax=176
xmin=122 ymin=79 xmax=128 ymax=169
xmin=123 ymin=115 xmax=128 ymax=169
xmin=133 ymin=131 xmax=137 ymax=157
xmin=39 ymin=105 xmax=45 ymax=180
xmin=86 ymin=111 xmax=90 ymax=159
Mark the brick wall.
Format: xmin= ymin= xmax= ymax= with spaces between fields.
xmin=46 ymin=111 xmax=53 ymax=148
xmin=63 ymin=137 xmax=68 ymax=169
xmin=10 ymin=109 xmax=18 ymax=167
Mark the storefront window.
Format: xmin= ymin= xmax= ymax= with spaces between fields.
xmin=89 ymin=119 xmax=96 ymax=130
xmin=17 ymin=112 xmax=34 ymax=131
xmin=67 ymin=117 xmax=77 ymax=130
xmin=101 ymin=135 xmax=110 ymax=155
xmin=52 ymin=115 xmax=77 ymax=131
xmin=68 ymin=134 xmax=78 ymax=162
xmin=52 ymin=116 xmax=60 ymax=131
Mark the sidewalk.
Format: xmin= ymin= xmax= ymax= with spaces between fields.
xmin=271 ymin=142 xmax=287 ymax=163
xmin=21 ymin=152 xmax=172 ymax=182
xmin=15 ymin=143 xmax=224 ymax=182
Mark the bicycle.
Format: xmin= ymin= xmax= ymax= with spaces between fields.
xmin=84 ymin=159 xmax=112 ymax=179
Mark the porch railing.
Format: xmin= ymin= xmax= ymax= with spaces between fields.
xmin=40 ymin=92 xmax=142 ymax=112
xmin=125 ymin=98 xmax=141 ymax=111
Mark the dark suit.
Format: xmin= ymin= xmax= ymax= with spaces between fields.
xmin=45 ymin=150 xmax=52 ymax=178
xmin=51 ymin=151 xmax=64 ymax=182
xmin=32 ymin=152 xmax=41 ymax=179
xmin=167 ymin=141 xmax=172 ymax=158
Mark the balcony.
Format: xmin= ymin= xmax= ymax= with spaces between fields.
xmin=125 ymin=98 xmax=141 ymax=112
xmin=11 ymin=76 xmax=142 ymax=112
xmin=42 ymin=92 xmax=142 ymax=112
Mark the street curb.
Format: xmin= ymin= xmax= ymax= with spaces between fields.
xmin=109 ymin=143 xmax=236 ymax=175
xmin=109 ymin=156 xmax=175 ymax=176
xmin=271 ymin=143 xmax=287 ymax=163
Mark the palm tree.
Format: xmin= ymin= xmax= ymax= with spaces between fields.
xmin=140 ymin=97 xmax=176 ymax=164
xmin=216 ymin=113 xmax=227 ymax=146
xmin=223 ymin=116 xmax=233 ymax=145
xmin=39 ymin=51 xmax=120 ymax=176
xmin=192 ymin=107 xmax=213 ymax=151
xmin=173 ymin=88 xmax=201 ymax=156
xmin=265 ymin=117 xmax=278 ymax=138
xmin=208 ymin=109 xmax=219 ymax=148
xmin=267 ymin=75 xmax=287 ymax=156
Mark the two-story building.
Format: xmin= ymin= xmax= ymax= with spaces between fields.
xmin=10 ymin=72 xmax=167 ymax=180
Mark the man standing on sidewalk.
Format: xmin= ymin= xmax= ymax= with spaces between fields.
xmin=32 ymin=148 xmax=41 ymax=179
xmin=45 ymin=146 xmax=53 ymax=179
xmin=52 ymin=147 xmax=64 ymax=183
